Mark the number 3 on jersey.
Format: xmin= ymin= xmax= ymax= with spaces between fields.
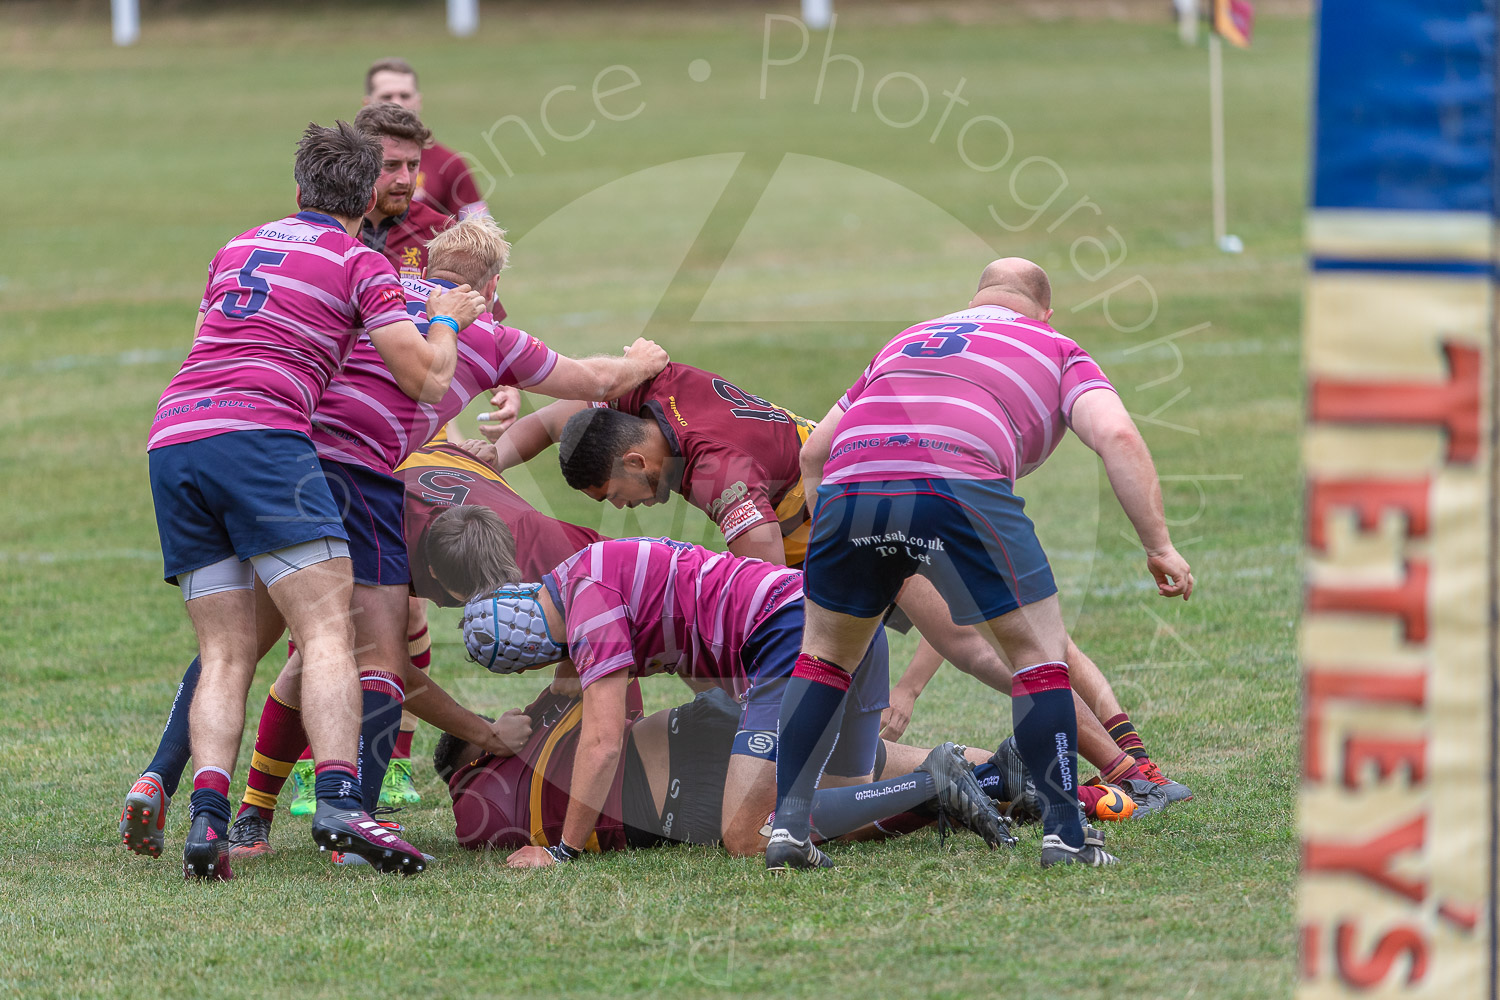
xmin=222 ymin=249 xmax=288 ymax=320
xmin=901 ymin=321 xmax=977 ymax=359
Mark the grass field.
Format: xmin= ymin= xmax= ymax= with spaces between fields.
xmin=0 ymin=3 xmax=1306 ymax=997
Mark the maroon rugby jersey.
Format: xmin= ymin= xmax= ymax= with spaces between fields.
xmin=598 ymin=363 xmax=812 ymax=549
xmin=414 ymin=141 xmax=486 ymax=219
xmin=359 ymin=198 xmax=451 ymax=279
xmin=399 ymin=437 xmax=604 ymax=604
xmin=448 ymin=684 xmax=643 ymax=852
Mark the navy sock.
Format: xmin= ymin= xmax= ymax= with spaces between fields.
xmin=1011 ymin=661 xmax=1084 ymax=848
xmin=773 ymin=654 xmax=854 ymax=841
xmin=971 ymin=761 xmax=1003 ymax=800
xmin=188 ymin=788 xmax=231 ymax=826
xmin=144 ymin=656 xmax=200 ymax=798
xmin=809 ymin=771 xmax=936 ymax=839
xmin=314 ymin=761 xmax=363 ymax=812
xmin=356 ymin=672 xmax=404 ymax=811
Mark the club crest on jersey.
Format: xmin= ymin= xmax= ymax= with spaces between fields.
xmin=400 ymin=248 xmax=423 ymax=276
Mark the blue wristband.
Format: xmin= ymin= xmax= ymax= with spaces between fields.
xmin=429 ymin=315 xmax=461 ymax=335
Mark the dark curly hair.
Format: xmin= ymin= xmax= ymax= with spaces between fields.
xmin=557 ymin=408 xmax=649 ymax=490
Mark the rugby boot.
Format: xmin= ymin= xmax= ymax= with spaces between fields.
xmin=332 ymin=845 xmax=434 ymax=866
xmin=119 ymin=772 xmax=169 ymax=858
xmin=1039 ymin=830 xmax=1119 ymax=868
xmin=226 ymin=812 xmax=275 ymax=860
xmin=310 ymin=802 xmax=427 ymax=874
xmin=378 ymin=757 xmax=422 ymax=807
xmin=288 ymin=759 xmax=316 ymax=817
xmin=183 ymin=813 xmax=233 ymax=881
xmin=330 ymin=814 xmax=429 ymax=865
xmin=1137 ymin=758 xmax=1194 ymax=803
xmin=918 ymin=743 xmax=1015 ymax=848
xmin=1118 ymin=777 xmax=1171 ymax=817
xmin=765 ymin=829 xmax=834 ymax=872
xmin=989 ymin=737 xmax=1041 ymax=825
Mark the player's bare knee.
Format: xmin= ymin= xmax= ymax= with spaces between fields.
xmin=722 ymin=822 xmax=767 ymax=857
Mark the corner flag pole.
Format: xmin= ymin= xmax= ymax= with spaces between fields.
xmin=1208 ymin=0 xmax=1249 ymax=252
xmin=1209 ymin=32 xmax=1233 ymax=250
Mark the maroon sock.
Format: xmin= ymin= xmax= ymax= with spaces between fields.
xmin=193 ymin=766 xmax=231 ymax=797
xmin=1101 ymin=750 xmax=1146 ymax=785
xmin=393 ymin=728 xmax=414 ymax=760
xmin=240 ymin=685 xmax=308 ymax=816
xmin=1104 ymin=712 xmax=1148 ymax=760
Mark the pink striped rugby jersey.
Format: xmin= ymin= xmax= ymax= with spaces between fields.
xmin=148 ymin=212 xmax=410 ymax=451
xmin=823 ymin=305 xmax=1116 ymax=485
xmin=309 ymin=275 xmax=560 ymax=475
xmin=542 ymin=538 xmax=804 ymax=692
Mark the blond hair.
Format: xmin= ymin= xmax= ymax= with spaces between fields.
xmin=426 ymin=216 xmax=511 ymax=287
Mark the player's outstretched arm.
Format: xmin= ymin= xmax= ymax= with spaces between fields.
xmin=403 ymin=664 xmax=532 ymax=756
xmin=366 ymin=284 xmax=486 ymax=403
xmin=529 ymin=338 xmax=668 ymax=403
xmin=1069 ymin=389 xmax=1193 ymax=600
xmin=467 ymin=398 xmax=589 ymax=471
xmin=799 ymin=402 xmax=845 ymax=496
xmin=509 ymin=671 xmax=629 ymax=867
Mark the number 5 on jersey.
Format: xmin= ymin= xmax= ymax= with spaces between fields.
xmin=222 ymin=249 xmax=289 ymax=320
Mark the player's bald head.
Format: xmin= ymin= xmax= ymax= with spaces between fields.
xmin=972 ymin=258 xmax=1051 ymax=318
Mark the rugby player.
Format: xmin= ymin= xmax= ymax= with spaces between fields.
xmin=126 ymin=214 xmax=667 ymax=871
xmin=467 ymin=362 xmax=1188 ymax=811
xmin=433 ymin=686 xmax=1068 ymax=858
xmin=122 ymin=436 xmax=560 ymax=865
xmin=143 ymin=120 xmax=488 ymax=879
xmin=456 ymin=536 xmax=1014 ymax=864
xmin=363 ymin=57 xmax=487 ymax=220
xmin=353 ymin=103 xmax=454 ymax=281
xmin=765 ymin=258 xmax=1195 ymax=871
xmin=471 ymin=363 xmax=817 ymax=563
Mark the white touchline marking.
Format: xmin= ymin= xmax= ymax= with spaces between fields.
xmin=0 ymin=347 xmax=182 ymax=377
